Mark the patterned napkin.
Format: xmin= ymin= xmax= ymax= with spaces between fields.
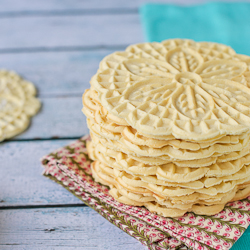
xmin=42 ymin=136 xmax=250 ymax=250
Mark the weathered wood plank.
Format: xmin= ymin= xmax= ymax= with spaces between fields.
xmin=0 ymin=49 xmax=115 ymax=97
xmin=13 ymin=96 xmax=88 ymax=140
xmin=0 ymin=14 xmax=142 ymax=50
xmin=0 ymin=0 xmax=245 ymax=12
xmin=0 ymin=140 xmax=83 ymax=206
xmin=0 ymin=207 xmax=146 ymax=250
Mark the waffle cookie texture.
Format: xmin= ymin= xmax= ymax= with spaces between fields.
xmin=0 ymin=70 xmax=41 ymax=141
xmin=82 ymin=39 xmax=250 ymax=217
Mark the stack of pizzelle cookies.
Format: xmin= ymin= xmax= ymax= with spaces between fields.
xmin=82 ymin=39 xmax=250 ymax=217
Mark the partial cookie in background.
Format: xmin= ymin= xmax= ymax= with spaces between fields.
xmin=0 ymin=70 xmax=41 ymax=141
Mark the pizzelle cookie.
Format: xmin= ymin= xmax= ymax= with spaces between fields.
xmin=88 ymin=141 xmax=250 ymax=182
xmin=91 ymin=160 xmax=250 ymax=217
xmin=83 ymin=39 xmax=250 ymax=217
xmin=83 ymin=87 xmax=250 ymax=147
xmin=91 ymin=132 xmax=250 ymax=161
xmin=0 ymin=70 xmax=41 ymax=141
xmin=89 ymin=141 xmax=250 ymax=192
xmin=91 ymin=40 xmax=250 ymax=141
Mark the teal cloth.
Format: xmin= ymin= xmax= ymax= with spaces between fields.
xmin=140 ymin=2 xmax=250 ymax=55
xmin=140 ymin=2 xmax=250 ymax=249
xmin=232 ymin=228 xmax=250 ymax=250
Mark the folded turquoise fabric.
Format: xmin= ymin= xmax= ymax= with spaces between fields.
xmin=140 ymin=2 xmax=250 ymax=55
xmin=140 ymin=2 xmax=250 ymax=249
xmin=232 ymin=228 xmax=250 ymax=250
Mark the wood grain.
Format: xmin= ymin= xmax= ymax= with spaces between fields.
xmin=0 ymin=49 xmax=116 ymax=97
xmin=0 ymin=207 xmax=146 ymax=250
xmin=0 ymin=140 xmax=82 ymax=206
xmin=13 ymin=96 xmax=88 ymax=140
xmin=0 ymin=14 xmax=142 ymax=50
xmin=0 ymin=0 xmax=246 ymax=12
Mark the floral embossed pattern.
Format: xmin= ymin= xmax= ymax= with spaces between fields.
xmin=91 ymin=39 xmax=250 ymax=140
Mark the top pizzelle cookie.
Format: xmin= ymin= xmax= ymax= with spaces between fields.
xmin=90 ymin=39 xmax=250 ymax=140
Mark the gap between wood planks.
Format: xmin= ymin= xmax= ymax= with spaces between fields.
xmin=8 ymin=136 xmax=82 ymax=142
xmin=0 ymin=8 xmax=138 ymax=18
xmin=0 ymin=203 xmax=87 ymax=210
xmin=0 ymin=45 xmax=128 ymax=54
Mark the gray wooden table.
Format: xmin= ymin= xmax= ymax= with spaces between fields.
xmin=0 ymin=0 xmax=247 ymax=249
